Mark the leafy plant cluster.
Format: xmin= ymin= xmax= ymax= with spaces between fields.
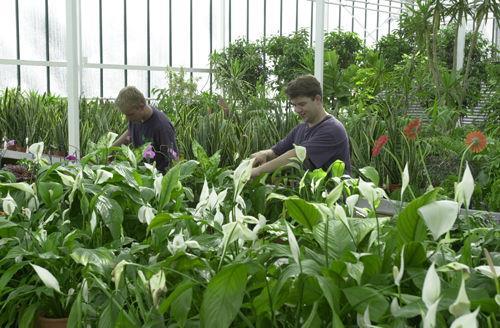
xmin=0 ymin=139 xmax=498 ymax=327
xmin=0 ymin=88 xmax=125 ymax=155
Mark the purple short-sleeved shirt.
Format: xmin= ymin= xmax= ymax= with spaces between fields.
xmin=272 ymin=115 xmax=351 ymax=174
xmin=129 ymin=107 xmax=178 ymax=172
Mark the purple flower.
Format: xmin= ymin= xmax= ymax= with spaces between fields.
xmin=7 ymin=140 xmax=15 ymax=147
xmin=168 ymin=148 xmax=179 ymax=160
xmin=143 ymin=145 xmax=156 ymax=159
xmin=65 ymin=154 xmax=77 ymax=161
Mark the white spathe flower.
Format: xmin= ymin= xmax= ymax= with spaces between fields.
xmin=31 ymin=263 xmax=61 ymax=293
xmin=253 ymin=214 xmax=267 ymax=235
xmin=185 ymin=240 xmax=201 ymax=249
xmin=450 ymin=307 xmax=479 ymax=328
xmin=90 ymin=211 xmax=97 ymax=233
xmin=27 ymin=196 xmax=39 ymax=211
xmin=401 ymin=162 xmax=409 ymax=200
xmin=346 ymin=194 xmax=359 ymax=217
xmin=149 ymin=269 xmax=167 ymax=307
xmin=442 ymin=262 xmax=470 ymax=273
xmin=2 ymin=192 xmax=17 ymax=215
xmin=168 ymin=234 xmax=187 ymax=254
xmin=423 ymin=299 xmax=440 ymax=328
xmin=294 ymin=145 xmax=307 ymax=162
xmin=455 ymin=162 xmax=474 ymax=210
xmin=22 ymin=207 xmax=31 ymax=219
xmin=286 ymin=222 xmax=300 ymax=265
xmin=422 ymin=262 xmax=441 ymax=308
xmin=138 ymin=204 xmax=156 ymax=225
xmin=449 ymin=277 xmax=470 ymax=318
xmin=358 ymin=178 xmax=382 ymax=209
xmin=221 ymin=206 xmax=259 ymax=246
xmin=56 ymin=171 xmax=75 ymax=187
xmin=154 ymin=175 xmax=163 ymax=198
xmin=393 ymin=246 xmax=405 ymax=287
xmin=111 ymin=260 xmax=130 ymax=289
xmin=143 ymin=163 xmax=157 ymax=176
xmin=28 ymin=142 xmax=44 ymax=162
xmin=475 ymin=265 xmax=500 ymax=279
xmin=104 ymin=132 xmax=118 ymax=148
xmin=95 ymin=169 xmax=113 ymax=184
xmin=418 ymin=200 xmax=459 ymax=240
xmin=233 ymin=158 xmax=254 ymax=200
xmin=390 ymin=298 xmax=401 ymax=316
xmin=214 ymin=210 xmax=224 ymax=226
xmin=356 ymin=305 xmax=371 ymax=328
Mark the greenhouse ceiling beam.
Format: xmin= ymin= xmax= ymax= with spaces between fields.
xmin=83 ymin=63 xmax=211 ymax=73
xmin=0 ymin=59 xmax=211 ymax=74
xmin=66 ymin=0 xmax=81 ymax=158
xmin=314 ymin=0 xmax=325 ymax=87
xmin=321 ymin=0 xmax=403 ymax=15
xmin=0 ymin=59 xmax=66 ymax=67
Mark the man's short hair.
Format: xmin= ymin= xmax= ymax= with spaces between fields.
xmin=115 ymin=86 xmax=146 ymax=111
xmin=285 ymin=75 xmax=322 ymax=99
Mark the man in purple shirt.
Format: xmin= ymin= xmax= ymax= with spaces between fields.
xmin=112 ymin=86 xmax=178 ymax=172
xmin=250 ymin=75 xmax=351 ymax=178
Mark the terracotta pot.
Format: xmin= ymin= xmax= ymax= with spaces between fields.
xmin=386 ymin=183 xmax=402 ymax=193
xmin=36 ymin=315 xmax=68 ymax=328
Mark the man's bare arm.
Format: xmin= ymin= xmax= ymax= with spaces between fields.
xmin=251 ymin=149 xmax=296 ymax=178
xmin=112 ymin=130 xmax=131 ymax=147
xmin=250 ymin=149 xmax=278 ymax=167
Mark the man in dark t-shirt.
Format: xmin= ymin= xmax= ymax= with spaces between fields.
xmin=250 ymin=75 xmax=351 ymax=177
xmin=112 ymin=86 xmax=178 ymax=172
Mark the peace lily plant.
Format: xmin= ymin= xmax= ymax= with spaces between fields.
xmin=0 ymin=139 xmax=498 ymax=327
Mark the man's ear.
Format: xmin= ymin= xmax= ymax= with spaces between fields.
xmin=314 ymin=94 xmax=322 ymax=102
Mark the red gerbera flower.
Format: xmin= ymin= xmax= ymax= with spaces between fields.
xmin=372 ymin=135 xmax=389 ymax=157
xmin=465 ymin=131 xmax=487 ymax=153
xmin=403 ymin=118 xmax=421 ymax=140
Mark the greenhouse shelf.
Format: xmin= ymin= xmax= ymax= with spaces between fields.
xmin=2 ymin=149 xmax=64 ymax=164
xmin=357 ymin=198 xmax=500 ymax=223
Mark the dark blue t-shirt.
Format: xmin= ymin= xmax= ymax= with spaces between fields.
xmin=129 ymin=107 xmax=177 ymax=172
xmin=272 ymin=115 xmax=351 ymax=175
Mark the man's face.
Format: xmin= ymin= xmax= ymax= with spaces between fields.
xmin=120 ymin=105 xmax=144 ymax=123
xmin=290 ymin=95 xmax=321 ymax=124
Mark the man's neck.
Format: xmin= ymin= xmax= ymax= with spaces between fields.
xmin=141 ymin=105 xmax=153 ymax=122
xmin=307 ymin=109 xmax=328 ymax=127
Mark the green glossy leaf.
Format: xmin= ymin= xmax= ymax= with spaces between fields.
xmin=18 ymin=303 xmax=38 ymax=328
xmin=171 ymin=287 xmax=192 ymax=326
xmin=95 ymin=196 xmax=123 ymax=240
xmin=404 ymin=242 xmax=426 ymax=268
xmin=178 ymin=160 xmax=199 ymax=180
xmin=159 ymin=164 xmax=181 ymax=208
xmin=329 ymin=160 xmax=346 ymax=177
xmin=37 ymin=181 xmax=64 ymax=206
xmin=200 ymin=263 xmax=248 ymax=328
xmin=359 ymin=166 xmax=380 ymax=186
xmin=0 ymin=262 xmax=25 ymax=295
xmin=159 ymin=281 xmax=194 ymax=314
xmin=343 ymin=286 xmax=389 ymax=322
xmin=0 ymin=217 xmax=18 ymax=230
xmin=0 ymin=182 xmax=35 ymax=195
xmin=397 ymin=188 xmax=439 ymax=243
xmin=285 ymin=197 xmax=322 ymax=230
xmin=70 ymin=248 xmax=115 ymax=275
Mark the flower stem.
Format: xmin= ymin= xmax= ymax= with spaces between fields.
xmin=417 ymin=142 xmax=433 ymax=188
xmin=458 ymin=144 xmax=473 ymax=181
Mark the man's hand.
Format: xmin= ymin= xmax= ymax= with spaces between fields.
xmin=251 ymin=166 xmax=262 ymax=179
xmin=250 ymin=151 xmax=268 ymax=167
